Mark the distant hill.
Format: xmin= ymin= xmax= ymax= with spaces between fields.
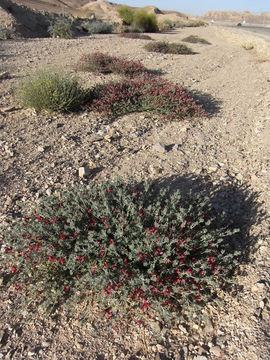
xmin=203 ymin=10 xmax=270 ymax=24
xmin=0 ymin=0 xmax=191 ymax=37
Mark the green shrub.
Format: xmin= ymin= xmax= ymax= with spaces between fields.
xmin=87 ymin=73 xmax=205 ymax=121
xmin=118 ymin=32 xmax=152 ymax=40
xmin=182 ymin=35 xmax=211 ymax=45
xmin=144 ymin=41 xmax=194 ymax=55
xmin=0 ymin=26 xmax=15 ymax=40
xmin=133 ymin=9 xmax=158 ymax=33
xmin=163 ymin=19 xmax=175 ymax=29
xmin=76 ymin=52 xmax=147 ymax=77
xmin=117 ymin=5 xmax=135 ymax=25
xmin=17 ymin=69 xmax=90 ymax=112
xmin=79 ymin=20 xmax=113 ymax=34
xmin=4 ymin=177 xmax=239 ymax=323
xmin=184 ymin=20 xmax=207 ymax=27
xmin=48 ymin=18 xmax=73 ymax=39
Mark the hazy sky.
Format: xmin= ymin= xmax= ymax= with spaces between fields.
xmin=108 ymin=0 xmax=269 ymax=15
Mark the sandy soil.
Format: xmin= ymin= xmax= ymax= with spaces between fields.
xmin=0 ymin=25 xmax=269 ymax=360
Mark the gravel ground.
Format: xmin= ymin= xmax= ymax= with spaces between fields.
xmin=0 ymin=26 xmax=269 ymax=360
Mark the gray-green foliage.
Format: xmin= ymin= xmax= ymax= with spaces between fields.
xmin=80 ymin=20 xmax=113 ymax=34
xmin=4 ymin=177 xmax=240 ymax=324
xmin=48 ymin=18 xmax=73 ymax=39
xmin=17 ymin=69 xmax=90 ymax=112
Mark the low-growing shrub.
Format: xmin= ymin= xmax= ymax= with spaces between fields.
xmin=87 ymin=73 xmax=205 ymax=121
xmin=117 ymin=5 xmax=135 ymax=25
xmin=76 ymin=52 xmax=147 ymax=77
xmin=79 ymin=20 xmax=113 ymax=34
xmin=182 ymin=35 xmax=211 ymax=45
xmin=48 ymin=18 xmax=73 ymax=39
xmin=242 ymin=43 xmax=254 ymax=50
xmin=17 ymin=69 xmax=90 ymax=112
xmin=4 ymin=177 xmax=239 ymax=323
xmin=144 ymin=41 xmax=194 ymax=55
xmin=184 ymin=20 xmax=208 ymax=27
xmin=0 ymin=26 xmax=16 ymax=40
xmin=133 ymin=9 xmax=158 ymax=33
xmin=118 ymin=33 xmax=152 ymax=40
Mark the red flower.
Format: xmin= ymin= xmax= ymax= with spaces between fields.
xmin=110 ymin=239 xmax=114 ymax=244
xmin=5 ymin=247 xmax=12 ymax=254
xmin=14 ymin=284 xmax=19 ymax=291
xmin=11 ymin=266 xmax=17 ymax=273
xmin=59 ymin=258 xmax=66 ymax=265
xmin=65 ymin=286 xmax=69 ymax=292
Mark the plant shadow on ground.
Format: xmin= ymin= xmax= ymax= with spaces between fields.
xmin=151 ymin=173 xmax=265 ymax=264
xmin=189 ymin=90 xmax=222 ymax=118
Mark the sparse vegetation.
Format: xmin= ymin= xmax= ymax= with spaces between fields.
xmin=182 ymin=35 xmax=211 ymax=45
xmin=118 ymin=33 xmax=152 ymax=40
xmin=79 ymin=20 xmax=113 ymax=34
xmin=17 ymin=69 xmax=90 ymax=112
xmin=48 ymin=18 xmax=73 ymax=39
xmin=144 ymin=41 xmax=194 ymax=55
xmin=76 ymin=52 xmax=147 ymax=77
xmin=242 ymin=43 xmax=254 ymax=50
xmin=184 ymin=20 xmax=208 ymax=27
xmin=117 ymin=5 xmax=135 ymax=25
xmin=133 ymin=9 xmax=158 ymax=33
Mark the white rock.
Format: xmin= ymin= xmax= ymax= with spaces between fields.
xmin=153 ymin=142 xmax=166 ymax=153
xmin=78 ymin=166 xmax=90 ymax=178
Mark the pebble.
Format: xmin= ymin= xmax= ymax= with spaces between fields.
xmin=194 ymin=356 xmax=208 ymax=360
xmin=203 ymin=318 xmax=214 ymax=335
xmin=172 ymin=144 xmax=179 ymax=151
xmin=38 ymin=146 xmax=45 ymax=153
xmin=0 ymin=71 xmax=9 ymax=80
xmin=41 ymin=341 xmax=50 ymax=348
xmin=78 ymin=166 xmax=90 ymax=178
xmin=5 ymin=197 xmax=12 ymax=206
xmin=210 ymin=345 xmax=222 ymax=357
xmin=153 ymin=142 xmax=166 ymax=153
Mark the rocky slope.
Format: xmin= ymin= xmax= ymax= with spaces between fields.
xmin=0 ymin=24 xmax=269 ymax=360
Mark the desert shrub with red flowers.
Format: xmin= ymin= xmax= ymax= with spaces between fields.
xmin=88 ymin=73 xmax=205 ymax=121
xmin=76 ymin=52 xmax=147 ymax=77
xmin=4 ymin=177 xmax=240 ymax=323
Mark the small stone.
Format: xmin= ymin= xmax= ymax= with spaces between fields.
xmin=178 ymin=324 xmax=188 ymax=334
xmin=207 ymin=165 xmax=218 ymax=173
xmin=235 ymin=173 xmax=243 ymax=181
xmin=78 ymin=166 xmax=90 ymax=178
xmin=153 ymin=142 xmax=166 ymax=153
xmin=172 ymin=144 xmax=179 ymax=151
xmin=203 ymin=318 xmax=214 ymax=334
xmin=259 ymin=300 xmax=265 ymax=309
xmin=252 ymin=282 xmax=266 ymax=292
xmin=38 ymin=146 xmax=45 ymax=153
xmin=194 ymin=356 xmax=208 ymax=360
xmin=46 ymin=189 xmax=52 ymax=197
xmin=210 ymin=346 xmax=221 ymax=357
xmin=41 ymin=341 xmax=50 ymax=348
xmin=0 ymin=71 xmax=9 ymax=80
xmin=5 ymin=197 xmax=12 ymax=206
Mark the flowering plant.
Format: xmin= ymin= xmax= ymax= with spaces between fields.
xmin=76 ymin=52 xmax=147 ymax=77
xmin=88 ymin=73 xmax=205 ymax=121
xmin=4 ymin=178 xmax=239 ymax=323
